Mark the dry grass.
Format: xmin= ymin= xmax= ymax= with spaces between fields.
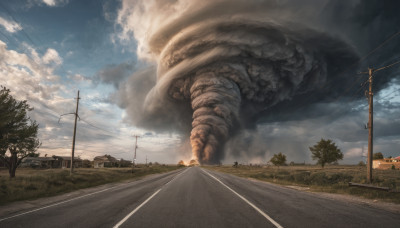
xmin=205 ymin=165 xmax=400 ymax=204
xmin=0 ymin=165 xmax=182 ymax=205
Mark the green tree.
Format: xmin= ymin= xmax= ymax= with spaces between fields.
xmin=309 ymin=138 xmax=343 ymax=168
xmin=0 ymin=87 xmax=41 ymax=178
xmin=373 ymin=152 xmax=384 ymax=160
xmin=270 ymin=152 xmax=286 ymax=167
xmin=177 ymin=160 xmax=185 ymax=167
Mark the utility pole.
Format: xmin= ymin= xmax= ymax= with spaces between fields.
xmin=132 ymin=135 xmax=140 ymax=172
xmin=359 ymin=61 xmax=399 ymax=183
xmin=366 ymin=68 xmax=373 ymax=183
xmin=70 ymin=90 xmax=80 ymax=175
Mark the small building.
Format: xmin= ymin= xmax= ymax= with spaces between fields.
xmin=21 ymin=157 xmax=55 ymax=168
xmin=119 ymin=159 xmax=132 ymax=167
xmin=373 ymin=157 xmax=400 ymax=170
xmin=52 ymin=156 xmax=72 ymax=168
xmin=52 ymin=156 xmax=82 ymax=168
xmin=93 ymin=155 xmax=118 ymax=168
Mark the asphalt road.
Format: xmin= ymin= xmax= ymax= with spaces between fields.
xmin=0 ymin=167 xmax=399 ymax=228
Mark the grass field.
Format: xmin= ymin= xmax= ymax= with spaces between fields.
xmin=0 ymin=165 xmax=182 ymax=205
xmin=205 ymin=165 xmax=400 ymax=204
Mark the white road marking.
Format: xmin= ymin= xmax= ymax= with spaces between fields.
xmin=113 ymin=189 xmax=162 ymax=228
xmin=0 ymin=185 xmax=120 ymax=222
xmin=165 ymin=167 xmax=191 ymax=186
xmin=202 ymin=169 xmax=284 ymax=228
xmin=112 ymin=167 xmax=191 ymax=227
xmin=0 ymin=168 xmax=188 ymax=223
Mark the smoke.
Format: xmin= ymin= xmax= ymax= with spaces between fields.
xmin=115 ymin=0 xmax=399 ymax=164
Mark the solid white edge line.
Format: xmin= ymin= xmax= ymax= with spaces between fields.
xmin=113 ymin=189 xmax=161 ymax=228
xmin=0 ymin=168 xmax=188 ymax=223
xmin=202 ymin=169 xmax=284 ymax=228
xmin=0 ymin=185 xmax=119 ymax=222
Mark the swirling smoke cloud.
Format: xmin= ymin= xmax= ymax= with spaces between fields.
xmin=116 ymin=0 xmax=360 ymax=164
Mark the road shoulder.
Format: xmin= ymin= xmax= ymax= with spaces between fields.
xmin=246 ymin=177 xmax=400 ymax=214
xmin=0 ymin=169 xmax=182 ymax=218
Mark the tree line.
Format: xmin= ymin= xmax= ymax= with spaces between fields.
xmin=268 ymin=138 xmax=343 ymax=168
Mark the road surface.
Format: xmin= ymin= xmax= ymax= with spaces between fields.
xmin=0 ymin=167 xmax=399 ymax=227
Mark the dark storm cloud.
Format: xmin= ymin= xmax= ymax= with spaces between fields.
xmin=112 ymin=66 xmax=193 ymax=132
xmin=115 ymin=0 xmax=400 ymax=164
xmin=94 ymin=61 xmax=136 ymax=88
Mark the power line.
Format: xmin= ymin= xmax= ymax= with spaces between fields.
xmin=284 ymin=29 xmax=400 ymax=118
xmin=0 ymin=2 xmax=36 ymax=47
xmin=378 ymin=89 xmax=400 ymax=102
xmin=79 ymin=118 xmax=131 ymax=141
xmin=348 ymin=59 xmax=400 ymax=106
xmin=358 ymin=30 xmax=400 ymax=65
xmin=374 ymin=59 xmax=400 ymax=72
xmin=0 ymin=2 xmax=71 ymax=77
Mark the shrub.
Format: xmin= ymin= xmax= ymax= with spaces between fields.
xmin=310 ymin=172 xmax=328 ymax=185
xmin=293 ymin=172 xmax=311 ymax=184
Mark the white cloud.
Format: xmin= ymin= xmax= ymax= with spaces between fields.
xmin=67 ymin=73 xmax=90 ymax=82
xmin=41 ymin=0 xmax=69 ymax=7
xmin=0 ymin=39 xmax=171 ymax=162
xmin=116 ymin=0 xmax=190 ymax=60
xmin=345 ymin=147 xmax=363 ymax=159
xmin=0 ymin=39 xmax=64 ymax=102
xmin=42 ymin=0 xmax=56 ymax=6
xmin=0 ymin=16 xmax=22 ymax=33
xmin=25 ymin=0 xmax=69 ymax=8
xmin=42 ymin=48 xmax=63 ymax=65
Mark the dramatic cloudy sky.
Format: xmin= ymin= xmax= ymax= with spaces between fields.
xmin=1 ymin=0 xmax=399 ymax=164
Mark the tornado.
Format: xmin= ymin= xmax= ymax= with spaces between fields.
xmin=119 ymin=0 xmax=359 ymax=164
xmin=189 ymin=74 xmax=241 ymax=163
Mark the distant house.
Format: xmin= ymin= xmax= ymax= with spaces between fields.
xmin=52 ymin=156 xmax=72 ymax=168
xmin=119 ymin=159 xmax=132 ymax=167
xmin=93 ymin=155 xmax=118 ymax=168
xmin=81 ymin=159 xmax=92 ymax=168
xmin=373 ymin=157 xmax=400 ymax=170
xmin=20 ymin=156 xmax=83 ymax=169
xmin=21 ymin=157 xmax=55 ymax=168
xmin=21 ymin=155 xmax=82 ymax=168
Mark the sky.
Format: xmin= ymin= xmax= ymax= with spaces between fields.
xmin=0 ymin=0 xmax=399 ymax=165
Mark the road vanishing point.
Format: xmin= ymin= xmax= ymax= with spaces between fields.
xmin=0 ymin=167 xmax=399 ymax=228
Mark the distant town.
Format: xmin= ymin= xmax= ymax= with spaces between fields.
xmin=5 ymin=154 xmax=134 ymax=169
